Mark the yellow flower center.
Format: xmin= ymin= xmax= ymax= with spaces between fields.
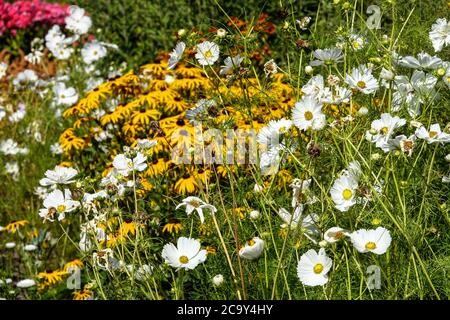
xmin=446 ymin=76 xmax=450 ymax=83
xmin=365 ymin=242 xmax=377 ymax=250
xmin=342 ymin=189 xmax=353 ymax=200
xmin=429 ymin=131 xmax=438 ymax=138
xmin=313 ymin=263 xmax=324 ymax=274
xmin=179 ymin=255 xmax=189 ymax=264
xmin=357 ymin=80 xmax=366 ymax=89
xmin=204 ymin=50 xmax=213 ymax=58
xmin=381 ymin=127 xmax=389 ymax=135
xmin=56 ymin=204 xmax=66 ymax=212
xmin=247 ymin=239 xmax=256 ymax=246
xmin=353 ymin=41 xmax=360 ymax=49
xmin=189 ymin=200 xmax=201 ymax=208
xmin=304 ymin=111 xmax=314 ymax=121
xmin=127 ymin=160 xmax=134 ymax=168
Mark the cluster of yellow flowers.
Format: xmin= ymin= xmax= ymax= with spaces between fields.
xmin=59 ymin=60 xmax=298 ymax=197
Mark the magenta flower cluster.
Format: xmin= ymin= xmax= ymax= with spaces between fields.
xmin=0 ymin=0 xmax=68 ymax=36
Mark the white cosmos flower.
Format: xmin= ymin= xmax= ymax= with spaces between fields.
xmin=16 ymin=279 xmax=36 ymax=288
xmin=310 ymin=48 xmax=343 ymax=66
xmin=324 ymin=227 xmax=349 ymax=243
xmin=397 ymin=52 xmax=442 ymax=70
xmin=345 ymin=64 xmax=379 ymax=94
xmin=297 ymin=248 xmax=332 ymax=286
xmin=65 ymin=6 xmax=92 ymax=35
xmin=257 ymin=118 xmax=293 ymax=148
xmin=415 ymin=123 xmax=450 ymax=144
xmin=81 ymin=41 xmax=107 ymax=64
xmin=321 ymin=85 xmax=352 ymax=104
xmin=429 ymin=18 xmax=450 ymax=52
xmin=40 ymin=165 xmax=78 ymax=186
xmin=136 ymin=139 xmax=157 ymax=150
xmin=212 ymin=274 xmax=224 ymax=286
xmin=162 ymin=237 xmax=207 ymax=270
xmin=53 ymin=83 xmax=79 ymax=106
xmin=350 ymin=227 xmax=392 ymax=254
xmin=349 ymin=34 xmax=365 ymax=50
xmin=292 ymin=96 xmax=326 ymax=131
xmin=112 ymin=152 xmax=147 ymax=176
xmin=220 ymin=55 xmax=243 ymax=75
xmin=195 ymin=41 xmax=220 ymax=66
xmin=365 ymin=113 xmax=406 ymax=149
xmin=330 ymin=175 xmax=358 ymax=212
xmin=5 ymin=242 xmax=16 ymax=249
xmin=301 ymin=75 xmax=325 ymax=99
xmin=239 ymin=237 xmax=264 ymax=260
xmin=168 ymin=42 xmax=186 ymax=70
xmin=384 ymin=134 xmax=417 ymax=155
xmin=0 ymin=139 xmax=28 ymax=155
xmin=134 ymin=264 xmax=153 ymax=281
xmin=12 ymin=70 xmax=38 ymax=88
xmin=259 ymin=144 xmax=283 ymax=175
xmin=39 ymin=189 xmax=79 ymax=222
xmin=176 ymin=196 xmax=217 ymax=224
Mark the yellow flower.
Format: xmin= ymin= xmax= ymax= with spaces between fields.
xmin=37 ymin=270 xmax=68 ymax=286
xmin=174 ymin=174 xmax=198 ymax=194
xmin=162 ymin=220 xmax=183 ymax=234
xmin=131 ymin=108 xmax=160 ymax=125
xmin=4 ymin=220 xmax=29 ymax=233
xmin=63 ymin=259 xmax=84 ymax=272
xmin=73 ymin=289 xmax=93 ymax=300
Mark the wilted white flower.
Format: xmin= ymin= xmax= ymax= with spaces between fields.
xmin=24 ymin=244 xmax=38 ymax=252
xmin=168 ymin=42 xmax=186 ymax=70
xmin=212 ymin=274 xmax=224 ymax=286
xmin=264 ymin=59 xmax=278 ymax=76
xmin=5 ymin=242 xmax=16 ymax=249
xmin=239 ymin=237 xmax=264 ymax=260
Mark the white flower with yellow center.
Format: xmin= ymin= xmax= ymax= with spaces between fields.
xmin=40 ymin=165 xmax=78 ymax=186
xmin=195 ymin=41 xmax=220 ymax=66
xmin=330 ymin=175 xmax=358 ymax=212
xmin=345 ymin=64 xmax=379 ymax=94
xmin=39 ymin=189 xmax=79 ymax=222
xmin=65 ymin=5 xmax=92 ymax=35
xmin=176 ymin=196 xmax=217 ymax=224
xmin=415 ymin=123 xmax=450 ymax=144
xmin=349 ymin=34 xmax=366 ymax=51
xmin=397 ymin=52 xmax=442 ymax=70
xmin=310 ymin=48 xmax=343 ymax=66
xmin=81 ymin=41 xmax=107 ymax=64
xmin=168 ymin=42 xmax=186 ymax=70
xmin=292 ymin=96 xmax=326 ymax=131
xmin=324 ymin=227 xmax=349 ymax=243
xmin=297 ymin=248 xmax=332 ymax=286
xmin=429 ymin=18 xmax=450 ymax=52
xmin=257 ymin=118 xmax=293 ymax=148
xmin=350 ymin=227 xmax=392 ymax=255
xmin=220 ymin=55 xmax=243 ymax=75
xmin=112 ymin=152 xmax=147 ymax=176
xmin=239 ymin=237 xmax=264 ymax=260
xmin=162 ymin=237 xmax=207 ymax=270
xmin=365 ymin=113 xmax=406 ymax=149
